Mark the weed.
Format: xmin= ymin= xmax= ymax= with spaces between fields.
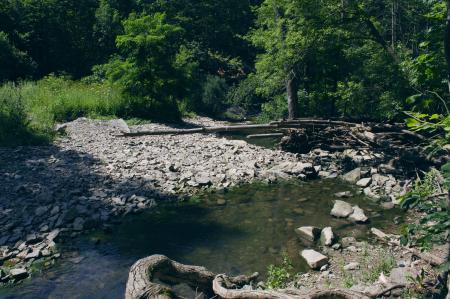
xmin=266 ymin=254 xmax=294 ymax=289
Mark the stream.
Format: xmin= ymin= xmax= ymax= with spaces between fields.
xmin=0 ymin=179 xmax=401 ymax=299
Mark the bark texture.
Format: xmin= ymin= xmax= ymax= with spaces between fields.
xmin=125 ymin=255 xmax=371 ymax=299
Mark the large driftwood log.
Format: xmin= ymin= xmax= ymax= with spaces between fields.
xmin=125 ymin=255 xmax=371 ymax=299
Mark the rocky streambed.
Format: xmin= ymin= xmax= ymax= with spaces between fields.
xmin=0 ymin=117 xmax=448 ymax=297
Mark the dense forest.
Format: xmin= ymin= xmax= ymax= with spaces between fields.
xmin=0 ymin=0 xmax=449 ymax=145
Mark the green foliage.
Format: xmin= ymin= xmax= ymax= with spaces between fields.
xmin=0 ymin=31 xmax=36 ymax=82
xmin=104 ymin=13 xmax=184 ymax=121
xmin=405 ymin=108 xmax=450 ymax=155
xmin=400 ymin=165 xmax=450 ymax=250
xmin=200 ymin=75 xmax=229 ymax=116
xmin=265 ymin=254 xmax=294 ymax=289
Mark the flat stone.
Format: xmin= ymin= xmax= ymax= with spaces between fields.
xmin=46 ymin=229 xmax=60 ymax=242
xmin=194 ymin=172 xmax=212 ymax=186
xmin=295 ymin=226 xmax=321 ymax=242
xmin=342 ymin=168 xmax=361 ymax=183
xmin=371 ymin=227 xmax=388 ymax=240
xmin=25 ymin=248 xmax=41 ymax=260
xmin=10 ymin=268 xmax=28 ymax=280
xmin=356 ymin=177 xmax=372 ymax=187
xmin=343 ymin=262 xmax=360 ymax=271
xmin=320 ymin=227 xmax=335 ymax=246
xmin=330 ymin=200 xmax=353 ymax=218
xmin=348 ymin=205 xmax=368 ymax=223
xmin=301 ymin=249 xmax=329 ymax=270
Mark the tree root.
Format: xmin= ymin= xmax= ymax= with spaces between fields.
xmin=125 ymin=255 xmax=371 ymax=299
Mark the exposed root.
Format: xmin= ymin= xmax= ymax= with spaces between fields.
xmin=125 ymin=255 xmax=371 ymax=299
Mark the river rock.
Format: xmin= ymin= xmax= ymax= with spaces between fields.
xmin=348 ymin=205 xmax=368 ymax=223
xmin=334 ymin=191 xmax=352 ymax=198
xmin=295 ymin=226 xmax=320 ymax=242
xmin=342 ymin=168 xmax=361 ymax=183
xmin=301 ymin=249 xmax=329 ymax=270
xmin=330 ymin=200 xmax=353 ymax=218
xmin=320 ymin=227 xmax=335 ymax=246
xmin=194 ymin=172 xmax=212 ymax=186
xmin=343 ymin=262 xmax=360 ymax=271
xmin=10 ymin=268 xmax=28 ymax=280
xmin=25 ymin=248 xmax=41 ymax=260
xmin=370 ymin=228 xmax=388 ymax=240
xmin=356 ymin=177 xmax=372 ymax=187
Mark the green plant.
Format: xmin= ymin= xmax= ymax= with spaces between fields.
xmin=360 ymin=248 xmax=396 ymax=283
xmin=399 ymin=165 xmax=450 ymax=250
xmin=266 ymin=254 xmax=294 ymax=289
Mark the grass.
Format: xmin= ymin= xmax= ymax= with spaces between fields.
xmin=0 ymin=75 xmax=191 ymax=146
xmin=0 ymin=76 xmax=125 ymax=146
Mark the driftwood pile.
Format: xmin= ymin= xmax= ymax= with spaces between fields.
xmin=125 ymin=255 xmax=374 ymax=299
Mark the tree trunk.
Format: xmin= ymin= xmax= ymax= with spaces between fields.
xmin=445 ymin=0 xmax=450 ymax=93
xmin=286 ymin=70 xmax=299 ymax=120
xmin=273 ymin=4 xmax=300 ymax=120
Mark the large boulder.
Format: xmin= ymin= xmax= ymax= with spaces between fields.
xmin=301 ymin=249 xmax=329 ymax=270
xmin=330 ymin=200 xmax=353 ymax=218
xmin=295 ymin=226 xmax=321 ymax=242
xmin=320 ymin=227 xmax=335 ymax=246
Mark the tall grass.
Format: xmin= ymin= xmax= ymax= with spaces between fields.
xmin=0 ymin=76 xmax=125 ymax=146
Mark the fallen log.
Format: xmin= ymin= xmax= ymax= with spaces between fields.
xmin=246 ymin=133 xmax=284 ymax=139
xmin=125 ymin=255 xmax=371 ymax=299
xmin=118 ymin=119 xmax=367 ymax=137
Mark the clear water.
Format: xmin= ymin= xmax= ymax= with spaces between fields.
xmin=0 ymin=179 xmax=401 ymax=299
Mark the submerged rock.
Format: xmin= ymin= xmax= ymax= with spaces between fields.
xmin=301 ymin=249 xmax=329 ymax=270
xmin=330 ymin=200 xmax=353 ymax=218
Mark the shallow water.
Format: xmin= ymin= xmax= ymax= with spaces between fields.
xmin=218 ymin=129 xmax=283 ymax=149
xmin=0 ymin=179 xmax=401 ymax=299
